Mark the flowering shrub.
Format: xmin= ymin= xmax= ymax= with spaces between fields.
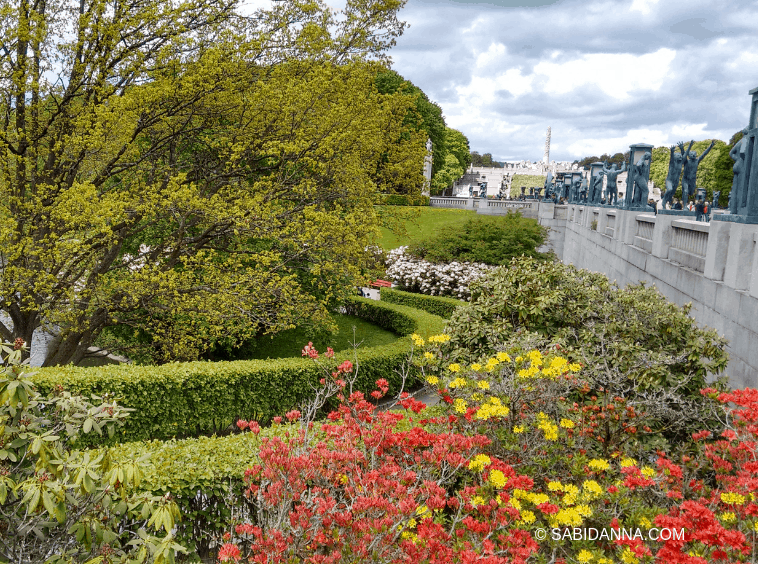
xmin=385 ymin=246 xmax=492 ymax=299
xmin=215 ymin=340 xmax=758 ymax=564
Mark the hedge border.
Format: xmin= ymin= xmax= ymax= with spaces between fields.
xmin=32 ymin=297 xmax=445 ymax=445
xmin=380 ymin=287 xmax=465 ymax=319
xmin=376 ymin=193 xmax=430 ymax=206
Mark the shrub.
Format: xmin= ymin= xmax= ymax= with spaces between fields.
xmin=0 ymin=341 xmax=183 ymax=564
xmin=376 ymin=193 xmax=431 ymax=206
xmin=440 ymin=257 xmax=729 ymax=446
xmin=380 ymin=287 xmax=465 ymax=319
xmin=32 ymin=298 xmax=446 ymax=444
xmin=407 ymin=214 xmax=548 ymax=266
xmin=385 ymin=246 xmax=492 ymax=299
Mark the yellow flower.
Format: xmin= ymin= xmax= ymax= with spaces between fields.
xmin=518 ymin=510 xmax=536 ymax=524
xmin=477 ymin=380 xmax=490 ymax=390
xmin=416 ymin=505 xmax=432 ymax=520
xmin=620 ymin=457 xmax=637 ymax=467
xmin=449 ymin=377 xmax=467 ymax=389
xmin=569 ymin=363 xmax=581 ymax=372
xmin=620 ymin=547 xmax=639 ymax=564
xmin=426 ymin=375 xmax=439 ymax=385
xmin=639 ymin=517 xmax=652 ymax=528
xmin=547 ymin=481 xmax=563 ymax=491
xmin=582 ymin=480 xmax=603 ymax=499
xmin=510 ymin=498 xmax=521 ymax=511
xmin=428 ymin=334 xmax=450 ymax=343
xmin=513 ymin=425 xmax=525 ymax=434
xmin=496 ymin=352 xmax=510 ymax=362
xmin=472 ymin=392 xmax=484 ymax=402
xmin=471 ymin=363 xmax=482 ymax=372
xmin=471 ymin=496 xmax=486 ymax=507
xmin=721 ymin=492 xmax=746 ymax=505
xmin=720 ymin=512 xmax=737 ymax=523
xmin=641 ymin=466 xmax=655 ymax=479
xmin=448 ymin=363 xmax=461 ymax=372
xmin=454 ymin=398 xmax=467 ymax=414
xmin=577 ymin=549 xmax=594 ymax=563
xmin=575 ymin=504 xmax=593 ymax=517
xmin=515 ymin=356 xmax=523 ymax=362
xmin=423 ymin=351 xmax=434 ymax=360
xmin=489 ymin=469 xmax=508 ymax=489
xmin=411 ymin=334 xmax=425 ymax=347
xmin=588 ymin=459 xmax=610 ymax=472
xmin=468 ymin=454 xmax=492 ymax=471
xmin=559 ymin=418 xmax=575 ymax=429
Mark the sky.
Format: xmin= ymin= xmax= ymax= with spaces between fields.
xmin=387 ymin=0 xmax=758 ymax=162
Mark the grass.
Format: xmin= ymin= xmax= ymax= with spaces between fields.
xmin=376 ymin=206 xmax=477 ymax=250
xmin=209 ymin=313 xmax=399 ymax=361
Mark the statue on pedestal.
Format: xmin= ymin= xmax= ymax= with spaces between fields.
xmin=713 ymin=190 xmax=721 ymax=209
xmin=681 ymin=139 xmax=716 ymax=205
xmin=602 ymin=161 xmax=625 ymax=206
xmin=579 ymin=177 xmax=588 ymax=203
xmin=631 ymin=152 xmax=652 ymax=207
xmin=729 ymin=127 xmax=750 ymax=214
xmin=590 ymin=172 xmax=604 ymax=204
xmin=661 ymin=143 xmax=685 ymax=210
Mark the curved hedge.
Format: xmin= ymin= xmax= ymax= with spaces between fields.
xmin=380 ymin=287 xmax=465 ymax=319
xmin=376 ymin=193 xmax=430 ymax=206
xmin=33 ymin=297 xmax=445 ymax=445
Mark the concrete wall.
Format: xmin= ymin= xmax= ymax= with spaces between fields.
xmin=428 ymin=197 xmax=758 ymax=387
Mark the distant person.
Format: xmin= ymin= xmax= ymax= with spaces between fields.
xmin=695 ymin=198 xmax=705 ymax=221
xmin=673 ymin=199 xmax=683 ymax=210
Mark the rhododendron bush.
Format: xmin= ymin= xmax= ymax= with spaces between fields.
xmin=385 ymin=246 xmax=491 ymax=299
xmin=217 ymin=341 xmax=758 ymax=564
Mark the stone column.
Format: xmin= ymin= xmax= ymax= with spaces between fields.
xmin=651 ymin=213 xmax=675 ymax=259
xmin=615 ymin=209 xmax=639 ymax=245
xmin=724 ymin=223 xmax=758 ymax=291
xmin=703 ymin=219 xmax=731 ymax=281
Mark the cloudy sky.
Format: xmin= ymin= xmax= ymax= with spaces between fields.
xmin=388 ymin=0 xmax=758 ymax=162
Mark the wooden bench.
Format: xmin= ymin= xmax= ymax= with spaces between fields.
xmin=371 ymin=279 xmax=392 ymax=288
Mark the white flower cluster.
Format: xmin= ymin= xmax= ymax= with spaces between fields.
xmin=385 ymin=247 xmax=492 ymax=300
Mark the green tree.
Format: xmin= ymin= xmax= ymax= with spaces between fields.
xmin=429 ymin=128 xmax=471 ymax=194
xmin=445 ymin=128 xmax=472 ymax=170
xmin=0 ymin=0 xmax=413 ymax=365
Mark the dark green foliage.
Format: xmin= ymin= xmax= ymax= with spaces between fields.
xmin=380 ymin=287 xmax=465 ymax=319
xmin=375 ymin=70 xmax=446 ymax=176
xmin=574 ymin=152 xmax=626 ymax=169
xmin=470 ymin=152 xmax=501 ymax=167
xmin=377 ymin=193 xmax=431 ymax=206
xmin=406 ymin=214 xmax=547 ymax=266
xmin=33 ymin=298 xmax=446 ymax=445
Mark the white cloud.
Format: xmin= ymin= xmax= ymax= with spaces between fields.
xmin=629 ymin=0 xmax=660 ymax=15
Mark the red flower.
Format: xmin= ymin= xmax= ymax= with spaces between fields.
xmin=218 ymin=542 xmax=241 ymax=562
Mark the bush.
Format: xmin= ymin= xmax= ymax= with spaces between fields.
xmin=509 ymin=173 xmax=546 ymax=198
xmin=385 ymin=246 xmax=492 ymax=299
xmin=406 ymin=214 xmax=547 ymax=266
xmin=440 ymin=257 xmax=729 ymax=446
xmin=33 ymin=298 xmax=446 ymax=444
xmin=376 ymin=193 xmax=430 ymax=206
xmin=380 ymin=287 xmax=465 ymax=319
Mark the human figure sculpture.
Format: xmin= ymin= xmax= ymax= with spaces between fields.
xmin=631 ymin=152 xmax=652 ymax=207
xmin=590 ymin=172 xmax=604 ymax=204
xmin=681 ymin=139 xmax=716 ymax=205
xmin=544 ymin=172 xmax=554 ymax=199
xmin=579 ymin=177 xmax=588 ymax=203
xmin=555 ymin=180 xmax=564 ymax=200
xmin=729 ymin=127 xmax=750 ymax=214
xmin=713 ymin=190 xmax=721 ymax=210
xmin=602 ymin=161 xmax=626 ymax=205
xmin=661 ymin=143 xmax=686 ymax=210
xmin=469 ymin=185 xmax=473 ymax=197
xmin=568 ymin=177 xmax=580 ymax=203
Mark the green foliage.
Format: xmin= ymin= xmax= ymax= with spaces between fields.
xmin=406 ymin=214 xmax=548 ymax=265
xmin=509 ymin=174 xmax=546 ymax=198
xmin=442 ymin=258 xmax=729 ymax=445
xmin=375 ymin=206 xmax=477 ymax=250
xmin=379 ymin=288 xmax=465 ymax=319
xmin=445 ymin=129 xmax=472 ymax=171
xmin=444 ymin=257 xmax=728 ymax=387
xmin=470 ymin=152 xmax=501 ymax=167
xmin=649 ymin=140 xmax=730 ymax=203
xmin=0 ymin=0 xmax=417 ymax=366
xmin=376 ymin=193 xmax=431 ymax=206
xmin=574 ymin=153 xmax=626 ymax=169
xmin=0 ymin=342 xmax=184 ymax=563
xmin=33 ymin=298 xmax=446 ymax=445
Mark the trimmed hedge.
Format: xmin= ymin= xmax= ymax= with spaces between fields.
xmin=380 ymin=287 xmax=465 ymax=319
xmin=32 ymin=297 xmax=445 ymax=445
xmin=376 ymin=193 xmax=430 ymax=206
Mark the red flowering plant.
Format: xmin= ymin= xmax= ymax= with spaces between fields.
xmin=217 ymin=342 xmax=542 ymax=563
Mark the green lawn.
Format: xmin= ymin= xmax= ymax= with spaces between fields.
xmin=208 ymin=313 xmax=399 ymax=361
xmin=376 ymin=206 xmax=477 ymax=250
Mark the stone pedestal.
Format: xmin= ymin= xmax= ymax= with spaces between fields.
xmin=723 ymin=222 xmax=758 ymax=291
xmin=651 ymin=213 xmax=675 ymax=259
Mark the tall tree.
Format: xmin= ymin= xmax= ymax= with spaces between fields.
xmin=0 ymin=0 xmax=413 ymax=365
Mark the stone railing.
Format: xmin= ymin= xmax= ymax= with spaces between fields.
xmin=668 ymin=219 xmax=709 ymax=272
xmin=486 ymin=200 xmax=535 ymax=210
xmin=634 ymin=214 xmax=655 ymax=253
xmin=429 ymin=197 xmax=470 ymax=208
xmin=604 ymin=212 xmax=616 ymax=237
